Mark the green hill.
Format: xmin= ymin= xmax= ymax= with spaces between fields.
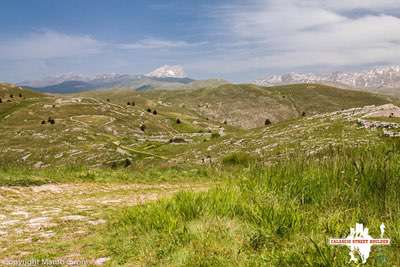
xmin=0 ymin=82 xmax=395 ymax=168
xmin=118 ymin=83 xmax=393 ymax=129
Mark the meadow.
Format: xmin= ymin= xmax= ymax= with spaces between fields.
xmin=8 ymin=139 xmax=394 ymax=266
xmin=89 ymin=140 xmax=400 ymax=266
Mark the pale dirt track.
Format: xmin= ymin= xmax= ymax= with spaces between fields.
xmin=0 ymin=182 xmax=211 ymax=261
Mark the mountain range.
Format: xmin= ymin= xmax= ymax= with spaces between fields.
xmin=18 ymin=65 xmax=400 ymax=95
xmin=18 ymin=65 xmax=218 ymax=93
xmin=254 ymin=65 xmax=400 ymax=94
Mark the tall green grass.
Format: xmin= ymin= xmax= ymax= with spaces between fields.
xmin=0 ymin=164 xmax=223 ymax=186
xmin=94 ymin=140 xmax=400 ymax=266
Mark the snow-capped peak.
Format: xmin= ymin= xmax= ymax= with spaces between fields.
xmin=146 ymin=65 xmax=186 ymax=78
xmin=254 ymin=65 xmax=400 ymax=89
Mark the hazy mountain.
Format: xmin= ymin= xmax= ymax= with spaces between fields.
xmin=18 ymin=66 xmax=199 ymax=93
xmin=254 ymin=66 xmax=400 ymax=93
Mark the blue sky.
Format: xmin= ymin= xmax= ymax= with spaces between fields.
xmin=1 ymin=0 xmax=400 ymax=82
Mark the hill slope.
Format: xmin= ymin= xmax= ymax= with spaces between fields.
xmin=131 ymin=83 xmax=393 ymax=128
xmin=0 ymin=82 xmax=396 ymax=169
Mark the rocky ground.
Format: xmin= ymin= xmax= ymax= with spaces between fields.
xmin=0 ymin=182 xmax=211 ymax=263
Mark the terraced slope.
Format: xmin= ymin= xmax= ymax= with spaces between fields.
xmin=0 ymin=83 xmax=395 ymax=169
xmin=99 ymin=83 xmax=392 ymax=129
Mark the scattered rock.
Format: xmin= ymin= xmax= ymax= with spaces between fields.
xmin=94 ymin=257 xmax=110 ymax=266
xmin=61 ymin=215 xmax=87 ymax=222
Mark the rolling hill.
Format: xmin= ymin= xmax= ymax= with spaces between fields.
xmin=0 ymin=82 xmax=395 ymax=169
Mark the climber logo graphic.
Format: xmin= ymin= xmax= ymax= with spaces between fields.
xmin=329 ymin=223 xmax=390 ymax=264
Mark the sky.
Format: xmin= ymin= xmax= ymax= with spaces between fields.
xmin=1 ymin=0 xmax=400 ymax=83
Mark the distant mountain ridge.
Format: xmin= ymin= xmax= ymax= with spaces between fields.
xmin=18 ymin=65 xmax=210 ymax=93
xmin=254 ymin=66 xmax=400 ymax=91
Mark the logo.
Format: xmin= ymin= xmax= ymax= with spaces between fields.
xmin=329 ymin=223 xmax=390 ymax=264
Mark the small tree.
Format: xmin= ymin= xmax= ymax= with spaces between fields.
xmin=265 ymin=119 xmax=271 ymax=126
xmin=19 ymin=93 xmax=22 ymax=98
xmin=153 ymin=110 xmax=157 ymax=115
xmin=41 ymin=120 xmax=46 ymax=125
xmin=147 ymin=108 xmax=152 ymax=113
xmin=301 ymin=111 xmax=306 ymax=117
xmin=124 ymin=159 xmax=132 ymax=167
xmin=0 ymin=98 xmax=2 ymax=103
xmin=127 ymin=102 xmax=131 ymax=106
xmin=106 ymin=98 xmax=110 ymax=102
xmin=176 ymin=118 xmax=181 ymax=124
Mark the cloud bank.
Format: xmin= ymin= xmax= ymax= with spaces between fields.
xmin=194 ymin=0 xmax=400 ymax=78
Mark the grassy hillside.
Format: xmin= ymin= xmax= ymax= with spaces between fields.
xmin=0 ymin=83 xmax=395 ymax=169
xmin=2 ymin=136 xmax=399 ymax=265
xmin=1 ymin=82 xmax=400 ymax=265
xmin=91 ymin=140 xmax=400 ymax=266
xmin=82 ymin=83 xmax=393 ymax=129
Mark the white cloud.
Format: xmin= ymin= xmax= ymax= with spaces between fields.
xmin=0 ymin=31 xmax=104 ymax=60
xmin=316 ymin=0 xmax=400 ymax=11
xmin=117 ymin=38 xmax=196 ymax=50
xmin=198 ymin=0 xmax=400 ymax=76
xmin=0 ymin=32 xmax=199 ymax=61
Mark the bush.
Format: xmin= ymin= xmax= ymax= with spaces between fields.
xmin=211 ymin=132 xmax=220 ymax=139
xmin=222 ymin=152 xmax=255 ymax=166
xmin=265 ymin=119 xmax=271 ymax=126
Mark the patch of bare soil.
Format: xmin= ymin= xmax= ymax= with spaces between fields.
xmin=0 ymin=182 xmax=210 ymax=260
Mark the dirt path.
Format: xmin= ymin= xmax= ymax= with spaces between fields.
xmin=0 ymin=182 xmax=211 ymax=261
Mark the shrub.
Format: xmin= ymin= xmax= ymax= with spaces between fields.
xmin=265 ymin=119 xmax=271 ymax=126
xmin=0 ymin=98 xmax=2 ymax=103
xmin=9 ymin=94 xmax=14 ymax=98
xmin=48 ymin=117 xmax=55 ymax=124
xmin=147 ymin=108 xmax=152 ymax=113
xmin=153 ymin=110 xmax=157 ymax=115
xmin=19 ymin=93 xmax=22 ymax=98
xmin=302 ymin=111 xmax=306 ymax=117
xmin=211 ymin=132 xmax=220 ymax=139
xmin=176 ymin=118 xmax=181 ymax=124
xmin=127 ymin=102 xmax=131 ymax=106
xmin=41 ymin=120 xmax=46 ymax=125
xmin=222 ymin=152 xmax=254 ymax=166
xmin=124 ymin=159 xmax=132 ymax=167
xmin=140 ymin=124 xmax=146 ymax=131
